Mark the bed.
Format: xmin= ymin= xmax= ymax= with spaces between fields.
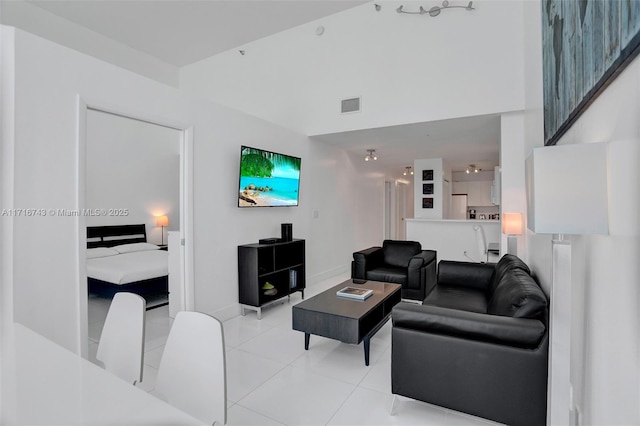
xmin=86 ymin=224 xmax=168 ymax=308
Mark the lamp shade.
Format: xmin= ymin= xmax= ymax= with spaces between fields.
xmin=502 ymin=213 xmax=523 ymax=235
xmin=526 ymin=142 xmax=608 ymax=235
xmin=156 ymin=215 xmax=169 ymax=227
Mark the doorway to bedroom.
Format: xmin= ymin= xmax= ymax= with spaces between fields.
xmin=81 ymin=106 xmax=190 ymax=363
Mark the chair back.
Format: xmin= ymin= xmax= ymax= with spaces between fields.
xmin=473 ymin=225 xmax=488 ymax=261
xmin=155 ymin=311 xmax=226 ymax=425
xmin=382 ymin=240 xmax=422 ymax=267
xmin=96 ymin=292 xmax=146 ymax=385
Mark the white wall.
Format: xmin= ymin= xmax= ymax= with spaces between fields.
xmin=86 ymin=110 xmax=180 ymax=245
xmin=522 ymin=2 xmax=640 ymax=424
xmin=549 ymin=59 xmax=640 ymax=426
xmin=2 ymin=26 xmax=383 ymax=353
xmin=499 ymin=112 xmax=528 ymax=262
xmin=180 ymin=1 xmax=525 ymax=136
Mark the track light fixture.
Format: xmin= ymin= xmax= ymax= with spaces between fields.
xmin=364 ymin=149 xmax=378 ymax=162
xmin=403 ymin=166 xmax=414 ymax=176
xmin=397 ymin=1 xmax=474 ymax=16
xmin=466 ymin=164 xmax=480 ymax=174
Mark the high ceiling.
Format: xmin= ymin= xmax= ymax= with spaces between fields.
xmin=4 ymin=0 xmax=500 ymax=176
xmin=27 ymin=0 xmax=368 ymax=67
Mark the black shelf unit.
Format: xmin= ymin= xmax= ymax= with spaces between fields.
xmin=238 ymin=239 xmax=305 ymax=319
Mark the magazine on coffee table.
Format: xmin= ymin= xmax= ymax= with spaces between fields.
xmin=336 ymin=286 xmax=373 ymax=301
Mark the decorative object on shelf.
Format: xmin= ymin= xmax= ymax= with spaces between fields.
xmin=156 ymin=215 xmax=169 ymax=246
xmin=423 ymin=183 xmax=434 ymax=195
xmin=396 ymin=1 xmax=474 ymax=17
xmin=465 ymin=164 xmax=480 ymax=174
xmin=422 ymin=198 xmax=434 ymax=209
xmin=422 ymin=169 xmax=433 ymax=181
xmin=261 ymin=282 xmax=277 ymax=296
xmin=289 ymin=270 xmax=297 ymax=289
xmin=542 ymin=1 xmax=640 ymax=145
xmin=364 ymin=149 xmax=377 ymax=161
xmin=403 ymin=166 xmax=414 ymax=176
xmin=502 ymin=212 xmax=523 ymax=256
xmin=281 ymin=223 xmax=293 ymax=242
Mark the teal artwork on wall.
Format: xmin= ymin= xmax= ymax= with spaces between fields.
xmin=542 ymin=0 xmax=640 ymax=145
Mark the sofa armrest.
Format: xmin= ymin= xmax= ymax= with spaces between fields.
xmin=392 ymin=302 xmax=546 ymax=349
xmin=408 ymin=250 xmax=436 ymax=270
xmin=352 ymin=246 xmax=383 ymax=278
xmin=437 ymin=260 xmax=494 ymax=292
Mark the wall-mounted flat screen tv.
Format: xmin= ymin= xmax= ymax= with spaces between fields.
xmin=238 ymin=146 xmax=301 ymax=207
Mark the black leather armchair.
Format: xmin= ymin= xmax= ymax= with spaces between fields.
xmin=391 ymin=255 xmax=549 ymax=426
xmin=351 ymin=240 xmax=436 ymax=301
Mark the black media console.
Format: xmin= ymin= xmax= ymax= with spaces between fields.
xmin=238 ymin=239 xmax=305 ymax=319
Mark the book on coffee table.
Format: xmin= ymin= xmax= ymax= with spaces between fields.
xmin=336 ymin=286 xmax=373 ymax=301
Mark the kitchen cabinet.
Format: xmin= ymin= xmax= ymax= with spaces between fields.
xmin=453 ymin=180 xmax=494 ymax=206
xmin=452 ymin=181 xmax=467 ymax=194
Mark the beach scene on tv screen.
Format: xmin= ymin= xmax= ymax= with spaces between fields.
xmin=239 ymin=147 xmax=301 ymax=207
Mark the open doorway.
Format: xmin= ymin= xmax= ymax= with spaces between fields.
xmin=384 ymin=180 xmax=411 ymax=240
xmin=77 ymin=101 xmax=193 ymax=360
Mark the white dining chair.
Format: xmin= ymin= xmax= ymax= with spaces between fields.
xmin=154 ymin=311 xmax=227 ymax=425
xmin=96 ymin=292 xmax=146 ymax=385
xmin=473 ymin=225 xmax=499 ymax=263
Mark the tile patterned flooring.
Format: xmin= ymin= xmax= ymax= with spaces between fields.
xmin=87 ymin=274 xmax=501 ymax=426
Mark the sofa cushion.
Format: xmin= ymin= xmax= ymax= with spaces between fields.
xmin=437 ymin=260 xmax=494 ymax=292
xmin=367 ymin=266 xmax=407 ymax=285
xmin=393 ymin=303 xmax=547 ymax=349
xmin=489 ymin=254 xmax=532 ymax=294
xmin=423 ymin=286 xmax=488 ymax=313
xmin=487 ymin=269 xmax=547 ymax=319
xmin=382 ymin=240 xmax=422 ymax=268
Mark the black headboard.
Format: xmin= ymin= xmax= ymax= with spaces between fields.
xmin=87 ymin=224 xmax=147 ymax=249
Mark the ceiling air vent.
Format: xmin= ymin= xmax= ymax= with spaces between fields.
xmin=341 ymin=97 xmax=361 ymax=114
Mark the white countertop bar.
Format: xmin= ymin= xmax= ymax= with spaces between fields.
xmin=1 ymin=323 xmax=204 ymax=425
xmin=406 ymin=219 xmax=501 ymax=262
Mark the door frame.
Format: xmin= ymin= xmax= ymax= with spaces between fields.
xmin=76 ymin=96 xmax=194 ymax=358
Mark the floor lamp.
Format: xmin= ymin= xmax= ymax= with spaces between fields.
xmin=156 ymin=215 xmax=169 ymax=246
xmin=527 ymin=142 xmax=609 ymax=426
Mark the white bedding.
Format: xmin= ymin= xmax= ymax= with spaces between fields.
xmin=86 ymin=250 xmax=168 ymax=285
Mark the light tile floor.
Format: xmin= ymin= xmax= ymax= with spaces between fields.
xmin=88 ymin=274 xmax=502 ymax=426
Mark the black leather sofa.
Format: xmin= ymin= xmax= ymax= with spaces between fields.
xmin=391 ymin=255 xmax=549 ymax=426
xmin=351 ymin=240 xmax=436 ymax=301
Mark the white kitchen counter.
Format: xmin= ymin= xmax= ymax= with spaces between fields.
xmin=405 ymin=218 xmax=501 ymax=262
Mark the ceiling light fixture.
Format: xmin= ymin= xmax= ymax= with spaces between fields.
xmin=364 ymin=149 xmax=378 ymax=162
xmin=374 ymin=4 xmax=382 ymax=11
xmin=403 ymin=166 xmax=414 ymax=176
xmin=397 ymin=1 xmax=474 ymax=16
xmin=465 ymin=164 xmax=480 ymax=174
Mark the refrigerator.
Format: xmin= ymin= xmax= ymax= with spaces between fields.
xmin=450 ymin=194 xmax=468 ymax=220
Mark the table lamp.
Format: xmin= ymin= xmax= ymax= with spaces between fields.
xmin=502 ymin=212 xmax=522 ymax=256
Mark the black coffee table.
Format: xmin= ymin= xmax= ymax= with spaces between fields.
xmin=292 ymin=279 xmax=401 ymax=365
